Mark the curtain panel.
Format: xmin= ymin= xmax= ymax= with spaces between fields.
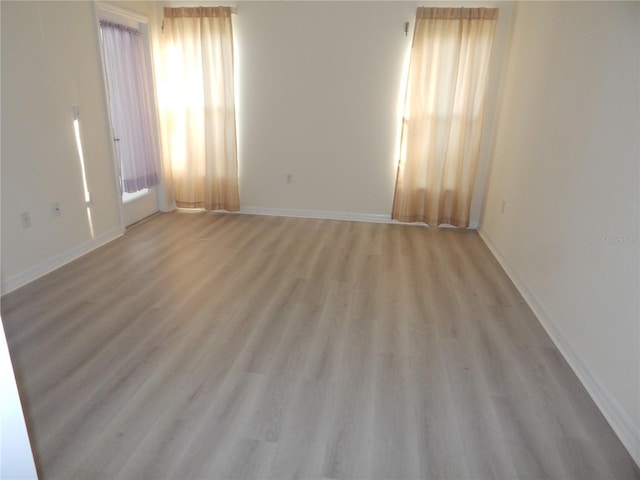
xmin=100 ymin=21 xmax=161 ymax=194
xmin=392 ymin=7 xmax=498 ymax=228
xmin=157 ymin=6 xmax=240 ymax=211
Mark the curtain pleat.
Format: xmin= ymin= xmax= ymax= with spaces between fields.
xmin=100 ymin=21 xmax=161 ymax=194
xmin=157 ymin=7 xmax=239 ymax=212
xmin=392 ymin=7 xmax=498 ymax=228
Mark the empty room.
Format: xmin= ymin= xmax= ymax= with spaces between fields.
xmin=1 ymin=1 xmax=638 ymax=479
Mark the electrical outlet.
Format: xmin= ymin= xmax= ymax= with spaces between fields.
xmin=501 ymin=201 xmax=506 ymax=214
xmin=52 ymin=202 xmax=61 ymax=218
xmin=20 ymin=211 xmax=31 ymax=229
xmin=286 ymin=174 xmax=292 ymax=184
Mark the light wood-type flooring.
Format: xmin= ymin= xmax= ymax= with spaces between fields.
xmin=2 ymin=212 xmax=638 ymax=479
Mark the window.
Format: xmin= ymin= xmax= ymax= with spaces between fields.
xmin=392 ymin=7 xmax=498 ymax=228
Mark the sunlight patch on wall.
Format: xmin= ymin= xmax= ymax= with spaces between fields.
xmin=72 ymin=107 xmax=95 ymax=238
xmin=393 ymin=38 xmax=412 ymax=173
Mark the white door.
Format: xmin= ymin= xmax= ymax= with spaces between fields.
xmin=98 ymin=6 xmax=161 ymax=227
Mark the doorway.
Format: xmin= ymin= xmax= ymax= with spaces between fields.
xmin=97 ymin=5 xmax=161 ymax=227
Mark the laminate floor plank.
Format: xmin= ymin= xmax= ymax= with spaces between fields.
xmin=2 ymin=211 xmax=638 ymax=480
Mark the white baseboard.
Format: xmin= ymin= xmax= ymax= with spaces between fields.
xmin=1 ymin=209 xmax=478 ymax=296
xmin=478 ymin=228 xmax=640 ymax=467
xmin=239 ymin=206 xmax=392 ymax=224
xmin=239 ymin=206 xmax=479 ymax=229
xmin=1 ymin=227 xmax=124 ymax=295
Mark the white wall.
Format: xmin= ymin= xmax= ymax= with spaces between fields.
xmin=1 ymin=1 xmax=123 ymax=292
xmin=480 ymin=1 xmax=639 ymax=463
xmin=233 ymin=1 xmax=512 ymax=222
xmin=1 ymin=9 xmax=38 ymax=476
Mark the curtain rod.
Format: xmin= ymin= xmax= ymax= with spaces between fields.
xmin=162 ymin=6 xmax=237 ymax=17
xmin=161 ymin=6 xmax=237 ymax=33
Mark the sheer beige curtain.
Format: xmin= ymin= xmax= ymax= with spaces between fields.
xmin=157 ymin=6 xmax=239 ymax=211
xmin=392 ymin=7 xmax=498 ymax=227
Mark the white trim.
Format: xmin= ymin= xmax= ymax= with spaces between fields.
xmin=1 ymin=227 xmax=124 ymax=295
xmin=239 ymin=206 xmax=391 ymax=224
xmin=478 ymin=228 xmax=640 ymax=467
xmin=239 ymin=206 xmax=479 ymax=229
xmin=0 ymin=208 xmax=477 ymax=294
xmin=93 ymin=2 xmax=127 ymax=233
